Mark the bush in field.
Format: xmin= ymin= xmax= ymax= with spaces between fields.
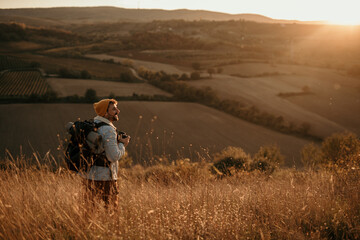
xmin=171 ymin=73 xmax=179 ymax=80
xmin=249 ymin=156 xmax=275 ymax=174
xmin=179 ymin=73 xmax=189 ymax=80
xmin=211 ymin=147 xmax=251 ymax=176
xmin=190 ymin=71 xmax=201 ymax=80
xmin=254 ymin=144 xmax=285 ymax=167
xmin=59 ymin=68 xmax=92 ymax=79
xmin=321 ymin=132 xmax=360 ymax=167
xmin=212 ymin=157 xmax=248 ymax=177
xmin=207 ymin=68 xmax=215 ymax=78
xmin=58 ymin=67 xmax=78 ymax=78
xmin=301 ymin=142 xmax=322 ymax=170
xmin=80 ymin=70 xmax=91 ymax=79
xmin=84 ymin=88 xmax=97 ymax=102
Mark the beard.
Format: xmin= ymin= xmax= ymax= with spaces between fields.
xmin=110 ymin=114 xmax=119 ymax=122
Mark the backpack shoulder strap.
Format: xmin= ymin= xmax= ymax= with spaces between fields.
xmin=95 ymin=121 xmax=109 ymax=129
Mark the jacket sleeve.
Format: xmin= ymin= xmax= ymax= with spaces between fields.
xmin=101 ymin=126 xmax=126 ymax=163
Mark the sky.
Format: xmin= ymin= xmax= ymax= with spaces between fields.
xmin=1 ymin=0 xmax=359 ymax=25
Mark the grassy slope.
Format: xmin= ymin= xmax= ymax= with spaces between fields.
xmin=86 ymin=54 xmax=185 ymax=75
xmin=0 ymin=102 xmax=311 ymax=167
xmin=87 ymin=54 xmax=359 ymax=138
xmin=186 ymin=63 xmax=360 ymax=138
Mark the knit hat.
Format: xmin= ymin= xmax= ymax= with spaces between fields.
xmin=93 ymin=99 xmax=118 ymax=116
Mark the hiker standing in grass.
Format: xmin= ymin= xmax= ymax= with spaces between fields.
xmin=83 ymin=98 xmax=130 ymax=208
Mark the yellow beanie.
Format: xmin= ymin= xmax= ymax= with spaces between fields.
xmin=93 ymin=99 xmax=118 ymax=116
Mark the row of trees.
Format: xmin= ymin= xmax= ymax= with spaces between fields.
xmin=138 ymin=68 xmax=318 ymax=140
xmin=58 ymin=68 xmax=91 ymax=79
xmin=122 ymin=32 xmax=213 ymax=50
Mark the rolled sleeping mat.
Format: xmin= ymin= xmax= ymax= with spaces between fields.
xmin=86 ymin=131 xmax=104 ymax=153
xmin=86 ymin=139 xmax=104 ymax=154
xmin=65 ymin=122 xmax=74 ymax=133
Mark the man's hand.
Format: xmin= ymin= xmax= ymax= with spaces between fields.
xmin=118 ymin=134 xmax=130 ymax=147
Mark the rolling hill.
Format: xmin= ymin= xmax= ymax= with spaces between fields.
xmin=0 ymin=7 xmax=324 ymax=27
xmin=0 ymin=102 xmax=311 ymax=167
xmin=85 ymin=53 xmax=360 ymax=139
xmin=186 ymin=64 xmax=360 ymax=138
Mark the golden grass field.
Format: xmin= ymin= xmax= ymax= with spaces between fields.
xmin=0 ymin=102 xmax=311 ymax=167
xmin=0 ymin=153 xmax=359 ymax=239
xmin=46 ymin=78 xmax=172 ymax=97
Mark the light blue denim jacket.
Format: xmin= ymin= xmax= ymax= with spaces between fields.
xmin=81 ymin=116 xmax=126 ymax=181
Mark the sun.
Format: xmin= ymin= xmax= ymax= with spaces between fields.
xmin=325 ymin=9 xmax=360 ymax=26
xmin=328 ymin=18 xmax=360 ymax=26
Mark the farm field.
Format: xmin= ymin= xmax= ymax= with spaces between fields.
xmin=46 ymin=78 xmax=172 ymax=97
xmin=0 ymin=102 xmax=311 ymax=167
xmin=6 ymin=53 xmax=134 ymax=79
xmin=0 ymin=70 xmax=49 ymax=96
xmin=86 ymin=54 xmax=186 ymax=75
xmin=184 ymin=63 xmax=360 ymax=138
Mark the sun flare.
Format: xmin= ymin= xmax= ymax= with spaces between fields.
xmin=328 ymin=18 xmax=360 ymax=26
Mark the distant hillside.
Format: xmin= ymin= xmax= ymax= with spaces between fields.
xmin=0 ymin=7 xmax=324 ymax=26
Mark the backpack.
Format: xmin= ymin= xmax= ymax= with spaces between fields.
xmin=65 ymin=119 xmax=111 ymax=172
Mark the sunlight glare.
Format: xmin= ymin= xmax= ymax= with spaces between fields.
xmin=328 ymin=18 xmax=360 ymax=26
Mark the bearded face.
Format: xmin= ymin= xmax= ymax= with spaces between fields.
xmin=105 ymin=103 xmax=120 ymax=122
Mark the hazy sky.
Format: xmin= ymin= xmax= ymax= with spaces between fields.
xmin=1 ymin=0 xmax=359 ymax=25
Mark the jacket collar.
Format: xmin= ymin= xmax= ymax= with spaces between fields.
xmin=94 ymin=115 xmax=116 ymax=129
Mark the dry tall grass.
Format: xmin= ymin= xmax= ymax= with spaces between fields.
xmin=0 ymin=153 xmax=359 ymax=239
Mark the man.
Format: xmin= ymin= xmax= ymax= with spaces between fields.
xmin=83 ymin=98 xmax=130 ymax=208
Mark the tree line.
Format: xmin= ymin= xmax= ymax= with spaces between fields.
xmin=138 ymin=68 xmax=320 ymax=141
